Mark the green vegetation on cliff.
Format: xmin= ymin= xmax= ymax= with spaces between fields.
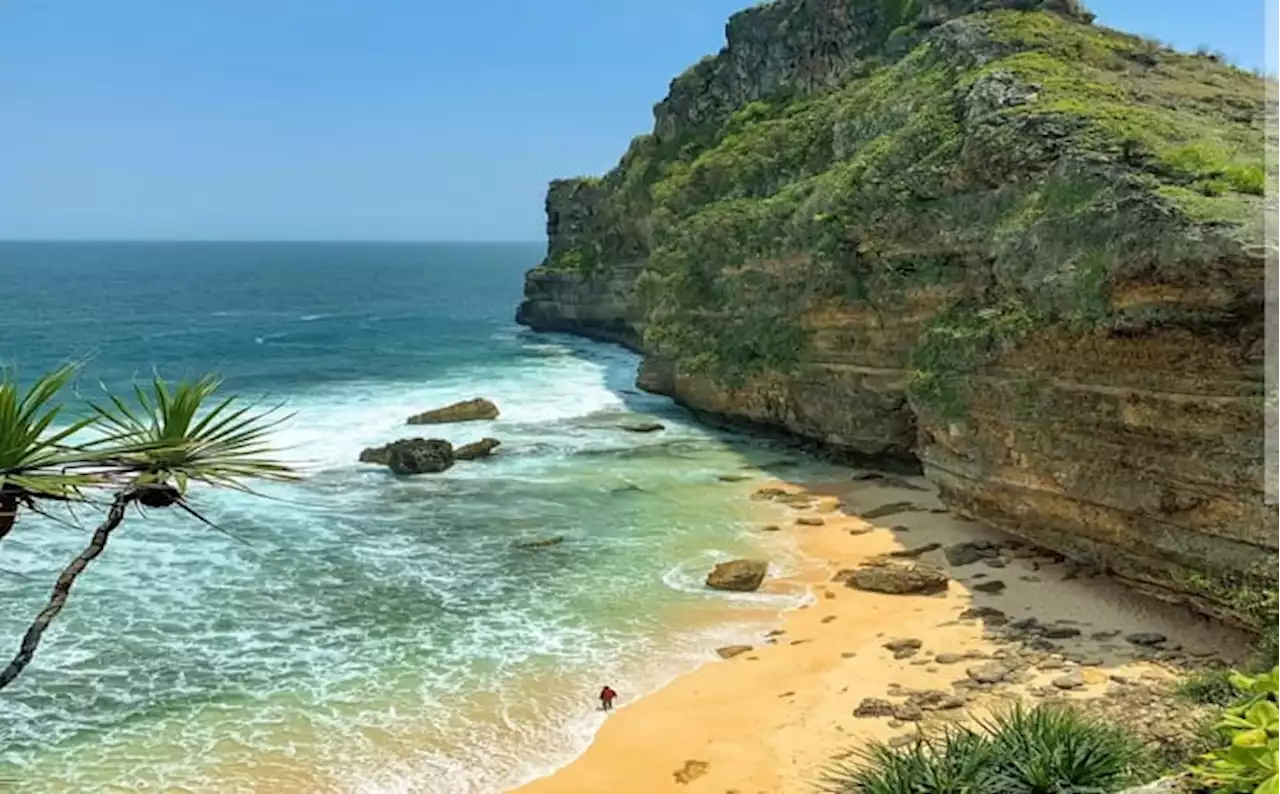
xmin=541 ymin=4 xmax=1269 ymax=396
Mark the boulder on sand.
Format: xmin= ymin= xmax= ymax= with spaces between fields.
xmin=706 ymin=559 xmax=768 ymax=592
xmin=845 ymin=559 xmax=949 ymax=596
xmin=407 ymin=397 xmax=499 ymax=425
xmin=360 ymin=438 xmax=454 ymax=475
xmin=455 ymin=437 xmax=501 ymax=460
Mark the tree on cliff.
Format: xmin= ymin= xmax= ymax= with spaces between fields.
xmin=0 ymin=364 xmax=295 ymax=691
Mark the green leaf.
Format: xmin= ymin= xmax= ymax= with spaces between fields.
xmin=89 ymin=374 xmax=298 ymax=495
xmin=1234 ymin=728 xmax=1270 ymax=748
xmin=1247 ymin=701 xmax=1279 ymax=728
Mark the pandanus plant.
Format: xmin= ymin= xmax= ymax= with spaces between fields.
xmin=0 ymin=366 xmax=296 ymax=691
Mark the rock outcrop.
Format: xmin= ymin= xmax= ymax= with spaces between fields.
xmin=516 ymin=0 xmax=1277 ymax=629
xmin=407 ymin=398 xmax=499 ymax=425
xmin=360 ymin=438 xmax=454 ymax=475
xmin=706 ymin=559 xmax=769 ymax=591
xmin=454 ymin=438 xmax=501 ymax=460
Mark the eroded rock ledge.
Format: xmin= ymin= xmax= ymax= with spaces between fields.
xmin=515 ymin=0 xmax=1277 ymax=629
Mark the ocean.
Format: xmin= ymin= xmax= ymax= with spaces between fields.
xmin=0 ymin=242 xmax=809 ymax=793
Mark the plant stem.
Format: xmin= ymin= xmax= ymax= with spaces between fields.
xmin=0 ymin=491 xmax=133 ymax=691
xmin=0 ymin=490 xmax=17 ymax=548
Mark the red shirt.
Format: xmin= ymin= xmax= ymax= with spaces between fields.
xmin=600 ymin=687 xmax=617 ymax=701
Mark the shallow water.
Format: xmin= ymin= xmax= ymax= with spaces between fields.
xmin=0 ymin=243 xmax=806 ymax=793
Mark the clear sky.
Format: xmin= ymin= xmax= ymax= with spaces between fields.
xmin=1 ymin=0 xmax=1272 ymax=241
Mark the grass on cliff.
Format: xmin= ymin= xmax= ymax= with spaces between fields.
xmin=983 ymin=11 xmax=1268 ymax=213
xmin=572 ymin=7 xmax=1271 ymax=392
xmin=821 ymin=704 xmax=1151 ymax=794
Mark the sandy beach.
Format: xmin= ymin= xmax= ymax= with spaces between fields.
xmin=513 ymin=471 xmax=1249 ymax=794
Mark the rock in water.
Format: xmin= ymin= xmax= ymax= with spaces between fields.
xmin=358 ymin=445 xmax=391 ymax=465
xmin=706 ymin=559 xmax=768 ymax=592
xmin=515 ymin=536 xmax=564 ymax=549
xmin=715 ymin=645 xmax=753 ymax=659
xmin=384 ymin=438 xmax=454 ymax=475
xmin=846 ymin=560 xmax=949 ymax=595
xmin=407 ymin=398 xmax=498 ymax=425
xmin=454 ymin=437 xmax=501 ymax=460
xmin=360 ymin=438 xmax=454 ymax=474
xmin=619 ymin=421 xmax=665 ymax=433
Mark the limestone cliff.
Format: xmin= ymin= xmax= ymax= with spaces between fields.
xmin=516 ymin=0 xmax=1277 ymax=628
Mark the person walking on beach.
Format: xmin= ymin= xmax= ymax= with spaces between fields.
xmin=599 ymin=685 xmax=617 ymax=712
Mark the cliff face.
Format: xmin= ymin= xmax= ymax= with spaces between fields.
xmin=516 ymin=0 xmax=1277 ymax=628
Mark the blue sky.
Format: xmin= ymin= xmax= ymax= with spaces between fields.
xmin=1 ymin=0 xmax=1272 ymax=241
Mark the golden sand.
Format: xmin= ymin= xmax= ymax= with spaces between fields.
xmin=513 ymin=473 xmax=1246 ymax=794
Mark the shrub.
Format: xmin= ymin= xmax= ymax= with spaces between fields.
xmin=1178 ymin=669 xmax=1245 ymax=707
xmin=1188 ymin=667 xmax=1280 ymax=794
xmin=821 ymin=704 xmax=1148 ymax=794
xmin=1252 ymin=625 xmax=1279 ymax=674
xmin=979 ymin=705 xmax=1149 ymax=792
xmin=821 ymin=725 xmax=998 ymax=794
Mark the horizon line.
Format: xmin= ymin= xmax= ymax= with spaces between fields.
xmin=0 ymin=238 xmax=545 ymax=245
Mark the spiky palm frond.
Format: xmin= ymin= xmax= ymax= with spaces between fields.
xmin=90 ymin=374 xmax=298 ymax=495
xmin=0 ymin=363 xmax=114 ymax=501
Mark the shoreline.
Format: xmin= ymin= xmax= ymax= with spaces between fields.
xmin=510 ymin=470 xmax=1250 ymax=794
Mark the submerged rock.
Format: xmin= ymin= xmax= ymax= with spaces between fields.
xmin=706 ymin=559 xmax=768 ymax=592
xmin=407 ymin=397 xmax=499 ymax=425
xmin=619 ymin=421 xmax=665 ymax=433
xmin=454 ymin=437 xmax=501 ymax=460
xmin=515 ymin=536 xmax=564 ymax=549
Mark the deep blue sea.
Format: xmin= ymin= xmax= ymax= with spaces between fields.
xmin=0 ymin=242 xmax=808 ymax=793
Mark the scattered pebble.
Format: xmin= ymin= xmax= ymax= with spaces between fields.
xmin=854 ymin=698 xmax=896 ymax=718
xmin=883 ymin=638 xmax=923 ymax=653
xmin=966 ymin=662 xmax=1011 ymax=684
xmin=1126 ymin=632 xmax=1168 ymax=647
xmin=672 ymin=760 xmax=709 ymax=785
xmin=1043 ymin=627 xmax=1081 ymax=639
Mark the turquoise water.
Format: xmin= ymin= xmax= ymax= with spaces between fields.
xmin=0 ymin=243 xmax=805 ymax=793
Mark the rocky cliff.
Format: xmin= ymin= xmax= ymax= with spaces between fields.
xmin=517 ymin=0 xmax=1277 ymax=629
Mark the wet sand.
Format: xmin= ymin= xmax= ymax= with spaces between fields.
xmin=513 ymin=472 xmax=1247 ymax=794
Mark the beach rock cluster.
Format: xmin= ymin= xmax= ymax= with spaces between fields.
xmin=358 ymin=399 xmax=503 ymax=475
xmin=359 ymin=436 xmax=501 ymax=475
xmin=514 ymin=0 xmax=1277 ymax=629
